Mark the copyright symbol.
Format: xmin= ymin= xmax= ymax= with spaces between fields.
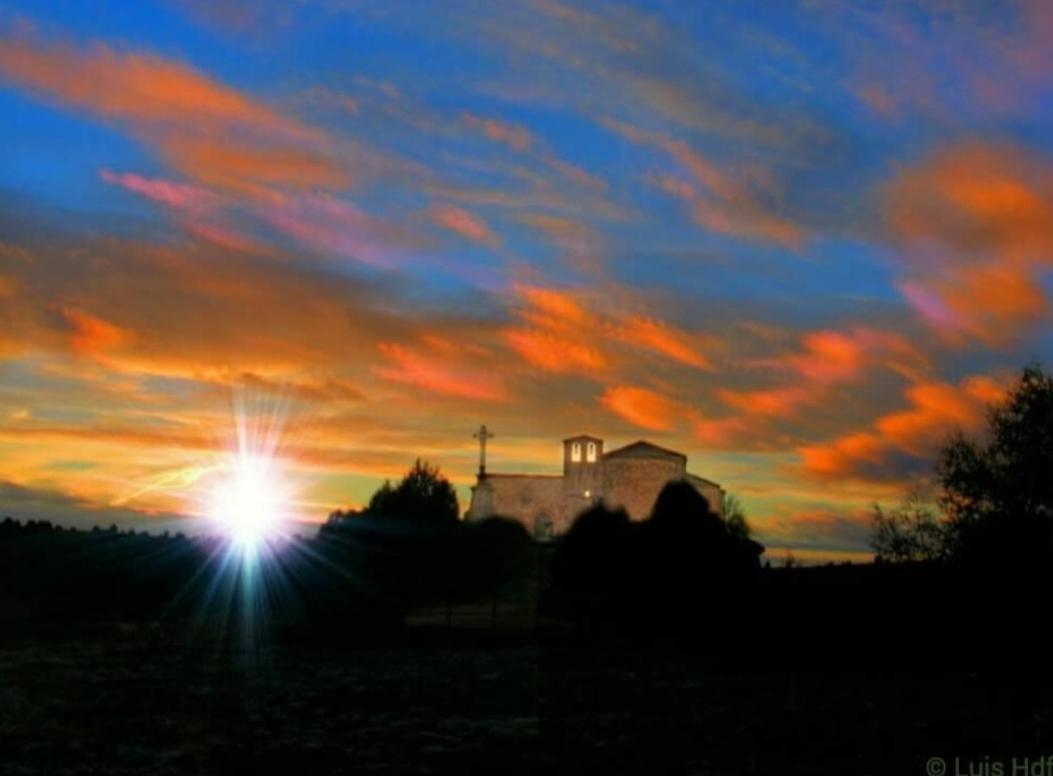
xmin=926 ymin=757 xmax=947 ymax=776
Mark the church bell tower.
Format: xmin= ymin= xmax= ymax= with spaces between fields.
xmin=562 ymin=434 xmax=603 ymax=504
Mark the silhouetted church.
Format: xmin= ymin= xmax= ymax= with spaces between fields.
xmin=466 ymin=432 xmax=725 ymax=539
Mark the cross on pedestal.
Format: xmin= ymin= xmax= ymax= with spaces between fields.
xmin=473 ymin=424 xmax=494 ymax=476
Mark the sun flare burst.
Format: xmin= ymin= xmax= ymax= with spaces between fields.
xmin=208 ymin=452 xmax=290 ymax=550
xmin=194 ymin=385 xmax=303 ymax=554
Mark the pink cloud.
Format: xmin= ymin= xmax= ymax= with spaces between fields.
xmin=463 ymin=112 xmax=533 ymax=151
xmin=260 ymin=193 xmax=410 ymax=268
xmin=428 ymin=204 xmax=499 ymax=246
xmin=100 ymin=169 xmax=219 ymax=213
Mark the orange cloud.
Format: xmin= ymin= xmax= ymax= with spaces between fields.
xmin=692 ymin=415 xmax=757 ymax=448
xmin=0 ymin=34 xmax=286 ymax=130
xmin=885 ymin=142 xmax=1053 ymax=343
xmin=504 ymin=286 xmax=604 ymax=374
xmin=799 ymin=374 xmax=1005 ymax=480
xmin=873 ymin=377 xmax=1003 ymax=455
xmin=785 ymin=328 xmax=927 ymax=383
xmin=504 ymin=328 xmax=607 ymax=373
xmin=718 ymin=386 xmax=811 ymax=419
xmin=376 ymin=341 xmax=507 ymax=402
xmin=517 ymin=285 xmax=591 ymax=327
xmin=0 ymin=31 xmax=343 ymax=194
xmin=0 ymin=232 xmax=431 ymax=384
xmin=504 ymin=284 xmax=720 ymax=378
xmin=600 ymin=386 xmax=679 ymax=431
xmin=719 ymin=326 xmax=928 ymax=419
xmin=158 ymin=134 xmax=348 ymax=193
xmin=789 ymin=330 xmax=868 ymax=381
xmin=897 ymin=260 xmax=1047 ymax=346
xmin=56 ymin=307 xmax=135 ymax=357
xmin=615 ymin=315 xmax=713 ymax=369
xmin=463 ymin=112 xmax=533 ymax=151
xmin=798 ymin=432 xmax=886 ymax=479
xmin=428 ymin=204 xmax=499 ymax=246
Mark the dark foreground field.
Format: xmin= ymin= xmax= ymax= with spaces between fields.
xmin=1 ymin=626 xmax=1047 ymax=776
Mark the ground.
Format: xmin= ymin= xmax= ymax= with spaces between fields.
xmin=0 ymin=627 xmax=1044 ymax=775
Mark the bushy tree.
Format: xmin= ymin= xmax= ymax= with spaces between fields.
xmin=551 ymin=502 xmax=632 ymax=595
xmin=870 ymin=493 xmax=948 ymax=563
xmin=365 ymin=459 xmax=459 ymax=526
xmin=722 ymin=493 xmax=752 ymax=540
xmin=869 ymin=364 xmax=1053 ymax=570
xmin=648 ymin=481 xmax=763 ymax=584
xmin=938 ymin=363 xmax=1053 ymax=568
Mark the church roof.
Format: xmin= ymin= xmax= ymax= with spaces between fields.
xmin=603 ymin=440 xmax=686 ymax=461
xmin=562 ymin=433 xmax=604 ymax=443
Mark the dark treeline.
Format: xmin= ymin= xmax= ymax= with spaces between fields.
xmin=2 ymin=366 xmax=1052 ymax=672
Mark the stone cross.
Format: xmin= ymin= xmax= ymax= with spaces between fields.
xmin=473 ymin=424 xmax=494 ymax=476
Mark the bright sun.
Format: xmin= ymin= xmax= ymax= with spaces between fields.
xmin=208 ymin=453 xmax=288 ymax=550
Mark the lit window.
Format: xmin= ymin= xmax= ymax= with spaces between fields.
xmin=571 ymin=442 xmax=582 ymax=462
xmin=586 ymin=442 xmax=597 ymax=462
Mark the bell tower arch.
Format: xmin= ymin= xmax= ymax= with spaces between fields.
xmin=562 ymin=434 xmax=604 ymax=508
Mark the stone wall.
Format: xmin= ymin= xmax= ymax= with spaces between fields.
xmin=467 ymin=475 xmax=565 ymax=539
xmin=603 ymin=456 xmax=686 ymax=520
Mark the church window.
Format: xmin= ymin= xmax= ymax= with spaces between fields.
xmin=586 ymin=442 xmax=597 ymax=462
xmin=571 ymin=442 xmax=582 ymax=462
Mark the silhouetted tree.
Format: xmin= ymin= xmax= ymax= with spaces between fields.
xmin=365 ymin=459 xmax=459 ymax=526
xmin=366 ymin=481 xmax=396 ymax=515
xmin=722 ymin=492 xmax=752 ymax=540
xmin=938 ymin=363 xmax=1053 ymax=570
xmin=650 ymin=480 xmax=725 ymax=536
xmin=870 ymin=493 xmax=949 ymax=563
xmin=647 ymin=481 xmax=763 ymax=586
xmin=551 ymin=502 xmax=632 ymax=595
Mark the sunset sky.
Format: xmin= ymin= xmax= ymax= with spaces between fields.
xmin=2 ymin=1 xmax=1053 ymax=560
